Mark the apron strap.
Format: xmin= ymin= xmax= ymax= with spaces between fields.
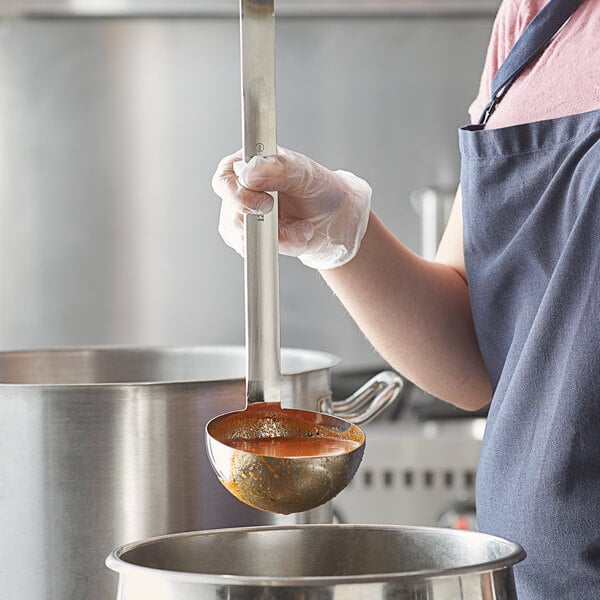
xmin=478 ymin=0 xmax=586 ymax=125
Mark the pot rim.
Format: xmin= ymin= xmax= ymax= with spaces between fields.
xmin=0 ymin=344 xmax=342 ymax=387
xmin=106 ymin=523 xmax=526 ymax=586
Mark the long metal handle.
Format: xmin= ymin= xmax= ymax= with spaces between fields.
xmin=241 ymin=0 xmax=281 ymax=404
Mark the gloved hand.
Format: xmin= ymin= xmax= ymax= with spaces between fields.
xmin=212 ymin=146 xmax=372 ymax=270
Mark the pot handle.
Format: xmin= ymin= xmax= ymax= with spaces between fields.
xmin=320 ymin=370 xmax=404 ymax=425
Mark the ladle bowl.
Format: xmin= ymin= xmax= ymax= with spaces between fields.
xmin=206 ymin=403 xmax=365 ymax=514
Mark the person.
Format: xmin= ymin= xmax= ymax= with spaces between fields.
xmin=212 ymin=0 xmax=600 ymax=596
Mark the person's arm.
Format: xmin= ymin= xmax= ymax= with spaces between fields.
xmin=320 ymin=187 xmax=492 ymax=411
xmin=213 ymin=150 xmax=491 ymax=411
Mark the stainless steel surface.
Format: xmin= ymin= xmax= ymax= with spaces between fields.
xmin=0 ymin=346 xmax=401 ymax=599
xmin=241 ymin=0 xmax=280 ymax=404
xmin=334 ymin=419 xmax=484 ymax=526
xmin=106 ymin=524 xmax=526 ymax=599
xmin=0 ymin=17 xmax=494 ymax=370
xmin=0 ymin=0 xmax=502 ymax=17
xmin=207 ymin=404 xmax=365 ymax=513
xmin=411 ymin=186 xmax=456 ymax=261
xmin=324 ymin=369 xmax=403 ymax=424
xmin=0 ymin=346 xmax=322 ymax=599
xmin=245 ymin=206 xmax=281 ymax=403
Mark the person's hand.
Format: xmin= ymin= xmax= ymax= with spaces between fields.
xmin=212 ymin=146 xmax=371 ymax=270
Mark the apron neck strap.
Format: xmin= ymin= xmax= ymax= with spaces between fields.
xmin=478 ymin=0 xmax=585 ymax=126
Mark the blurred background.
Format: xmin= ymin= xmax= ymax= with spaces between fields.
xmin=0 ymin=0 xmax=499 ymax=527
xmin=0 ymin=0 xmax=498 ymax=369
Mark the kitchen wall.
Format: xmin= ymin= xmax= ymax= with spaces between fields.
xmin=0 ymin=6 xmax=497 ymax=370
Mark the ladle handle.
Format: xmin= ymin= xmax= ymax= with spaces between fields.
xmin=245 ymin=208 xmax=281 ymax=404
xmin=241 ymin=0 xmax=281 ymax=404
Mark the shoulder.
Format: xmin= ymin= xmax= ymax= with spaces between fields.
xmin=467 ymin=0 xmax=528 ymax=122
xmin=467 ymin=0 xmax=583 ymax=125
xmin=469 ymin=0 xmax=599 ymax=128
xmin=485 ymin=0 xmax=595 ymax=71
xmin=490 ymin=0 xmax=545 ymax=65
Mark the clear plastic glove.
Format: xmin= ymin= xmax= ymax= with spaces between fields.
xmin=212 ymin=146 xmax=372 ymax=270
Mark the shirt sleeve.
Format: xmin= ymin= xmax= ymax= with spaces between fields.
xmin=468 ymin=0 xmax=540 ymax=124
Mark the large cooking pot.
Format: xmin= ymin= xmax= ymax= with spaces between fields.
xmin=0 ymin=345 xmax=401 ymax=600
xmin=107 ymin=524 xmax=526 ymax=599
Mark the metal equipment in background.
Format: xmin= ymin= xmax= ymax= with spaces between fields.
xmin=0 ymin=0 xmax=502 ymax=17
xmin=411 ymin=186 xmax=457 ymax=261
xmin=0 ymin=3 xmax=500 ymax=598
xmin=0 ymin=0 xmax=498 ymax=371
xmin=331 ymin=371 xmax=486 ymax=528
xmin=0 ymin=346 xmax=401 ymax=600
xmin=334 ymin=418 xmax=483 ymax=529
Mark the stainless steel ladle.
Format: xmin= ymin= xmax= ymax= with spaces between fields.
xmin=206 ymin=0 xmax=365 ymax=515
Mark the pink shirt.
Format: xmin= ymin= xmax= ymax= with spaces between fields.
xmin=468 ymin=0 xmax=600 ymax=128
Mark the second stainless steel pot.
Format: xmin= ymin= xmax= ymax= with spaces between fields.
xmin=107 ymin=524 xmax=526 ymax=599
xmin=0 ymin=345 xmax=401 ymax=600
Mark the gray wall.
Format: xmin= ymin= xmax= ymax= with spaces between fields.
xmin=0 ymin=14 xmax=493 ymax=369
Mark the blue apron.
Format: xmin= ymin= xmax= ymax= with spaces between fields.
xmin=459 ymin=0 xmax=600 ymax=597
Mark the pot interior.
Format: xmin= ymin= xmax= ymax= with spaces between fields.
xmin=0 ymin=346 xmax=340 ymax=385
xmin=113 ymin=525 xmax=525 ymax=581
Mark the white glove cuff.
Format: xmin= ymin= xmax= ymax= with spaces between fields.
xmin=298 ymin=170 xmax=372 ymax=270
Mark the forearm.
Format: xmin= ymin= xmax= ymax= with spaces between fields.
xmin=320 ymin=211 xmax=492 ymax=411
xmin=212 ymin=148 xmax=490 ymax=408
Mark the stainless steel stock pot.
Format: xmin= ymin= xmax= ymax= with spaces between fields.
xmin=0 ymin=346 xmax=402 ymax=600
xmin=107 ymin=524 xmax=526 ymax=599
